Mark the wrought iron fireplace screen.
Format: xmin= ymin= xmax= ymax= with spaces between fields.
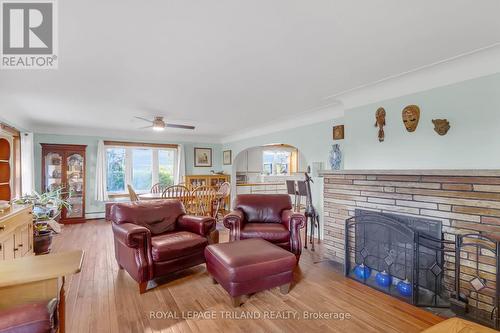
xmin=344 ymin=210 xmax=453 ymax=308
xmin=343 ymin=210 xmax=500 ymax=328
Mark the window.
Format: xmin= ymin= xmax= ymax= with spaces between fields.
xmin=132 ymin=149 xmax=153 ymax=191
xmin=263 ymin=150 xmax=291 ymax=176
xmin=105 ymin=143 xmax=177 ymax=194
xmin=159 ymin=150 xmax=175 ymax=187
xmin=106 ymin=148 xmax=126 ymax=192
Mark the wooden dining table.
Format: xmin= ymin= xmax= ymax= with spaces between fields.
xmin=138 ymin=192 xmax=223 ymax=200
xmin=138 ymin=192 xmax=222 ymax=217
xmin=138 ymin=193 xmax=174 ymax=200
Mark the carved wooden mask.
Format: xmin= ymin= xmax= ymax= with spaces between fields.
xmin=432 ymin=119 xmax=450 ymax=136
xmin=402 ymin=105 xmax=420 ymax=132
xmin=374 ymin=107 xmax=386 ymax=142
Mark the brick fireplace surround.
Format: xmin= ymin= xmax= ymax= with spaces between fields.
xmin=320 ymin=169 xmax=500 ymax=314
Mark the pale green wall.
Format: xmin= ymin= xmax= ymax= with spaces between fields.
xmin=222 ymin=72 xmax=500 ymax=238
xmin=222 ymin=120 xmax=345 ymax=237
xmin=224 ymin=72 xmax=500 ymax=174
xmin=31 ymin=73 xmax=500 ymax=219
xmin=223 ymin=120 xmax=344 ymax=174
xmin=33 ymin=133 xmax=222 ymax=216
xmin=344 ymin=72 xmax=500 ymax=169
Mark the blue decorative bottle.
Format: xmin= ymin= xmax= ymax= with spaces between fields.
xmin=329 ymin=144 xmax=342 ymax=170
xmin=397 ymin=279 xmax=412 ymax=297
xmin=354 ymin=264 xmax=371 ymax=280
xmin=375 ymin=270 xmax=392 ymax=287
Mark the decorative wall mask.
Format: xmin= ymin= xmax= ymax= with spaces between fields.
xmin=432 ymin=119 xmax=450 ymax=136
xmin=402 ymin=105 xmax=420 ymax=132
xmin=374 ymin=107 xmax=386 ymax=142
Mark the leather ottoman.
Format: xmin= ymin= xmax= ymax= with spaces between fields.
xmin=204 ymin=238 xmax=296 ymax=307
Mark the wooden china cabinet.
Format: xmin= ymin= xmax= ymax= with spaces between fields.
xmin=41 ymin=144 xmax=87 ymax=224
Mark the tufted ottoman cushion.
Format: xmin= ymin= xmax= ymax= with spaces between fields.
xmin=204 ymin=238 xmax=296 ymax=307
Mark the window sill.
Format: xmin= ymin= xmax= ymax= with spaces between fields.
xmin=107 ymin=193 xmax=129 ymax=199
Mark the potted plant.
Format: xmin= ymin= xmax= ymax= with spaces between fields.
xmin=13 ymin=187 xmax=72 ymax=255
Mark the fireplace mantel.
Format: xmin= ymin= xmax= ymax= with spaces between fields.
xmin=319 ymin=169 xmax=500 ymax=177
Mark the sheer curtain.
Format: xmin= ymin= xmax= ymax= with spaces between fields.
xmin=20 ymin=132 xmax=34 ymax=195
xmin=95 ymin=140 xmax=108 ymax=201
xmin=176 ymin=144 xmax=186 ymax=185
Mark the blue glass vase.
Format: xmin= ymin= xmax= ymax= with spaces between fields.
xmin=329 ymin=144 xmax=342 ymax=170
xmin=397 ymin=279 xmax=412 ymax=297
xmin=375 ymin=270 xmax=392 ymax=287
xmin=354 ymin=264 xmax=371 ymax=280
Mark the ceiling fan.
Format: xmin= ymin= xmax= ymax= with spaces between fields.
xmin=135 ymin=116 xmax=195 ymax=131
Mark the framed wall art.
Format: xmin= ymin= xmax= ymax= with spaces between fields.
xmin=223 ymin=150 xmax=232 ymax=165
xmin=333 ymin=125 xmax=344 ymax=140
xmin=194 ymin=148 xmax=212 ymax=167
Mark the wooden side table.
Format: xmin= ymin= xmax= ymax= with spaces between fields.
xmin=0 ymin=250 xmax=84 ymax=333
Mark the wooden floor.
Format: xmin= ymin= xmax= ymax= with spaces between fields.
xmin=52 ymin=220 xmax=443 ymax=333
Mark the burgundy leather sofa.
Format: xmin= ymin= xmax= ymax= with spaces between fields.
xmin=0 ymin=299 xmax=58 ymax=333
xmin=110 ymin=200 xmax=217 ymax=293
xmin=223 ymin=194 xmax=306 ymax=261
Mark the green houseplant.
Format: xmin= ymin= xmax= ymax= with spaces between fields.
xmin=13 ymin=187 xmax=72 ymax=254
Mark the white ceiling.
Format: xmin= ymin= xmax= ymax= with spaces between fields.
xmin=2 ymin=0 xmax=500 ymax=142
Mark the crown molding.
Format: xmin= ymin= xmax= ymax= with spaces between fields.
xmin=32 ymin=124 xmax=222 ymax=144
xmin=330 ymin=43 xmax=500 ymax=109
xmin=222 ymin=103 xmax=345 ymax=143
xmin=222 ymin=43 xmax=500 ymax=144
xmin=0 ymin=115 xmax=30 ymax=133
xmin=8 ymin=44 xmax=500 ymax=145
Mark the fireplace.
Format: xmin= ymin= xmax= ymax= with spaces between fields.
xmin=321 ymin=169 xmax=500 ymax=328
xmin=344 ymin=209 xmax=452 ymax=307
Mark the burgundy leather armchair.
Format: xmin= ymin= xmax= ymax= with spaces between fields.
xmin=223 ymin=194 xmax=306 ymax=261
xmin=111 ymin=200 xmax=218 ymax=293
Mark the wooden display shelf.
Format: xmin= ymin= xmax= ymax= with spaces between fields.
xmin=41 ymin=144 xmax=87 ymax=224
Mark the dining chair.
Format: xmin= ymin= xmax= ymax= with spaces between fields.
xmin=286 ymin=180 xmax=299 ymax=211
xmin=150 ymin=183 xmax=166 ymax=194
xmin=161 ymin=185 xmax=191 ymax=211
xmin=191 ymin=185 xmax=217 ymax=217
xmin=214 ymin=182 xmax=231 ymax=220
xmin=127 ymin=184 xmax=139 ymax=201
xmin=296 ymin=180 xmax=308 ymax=212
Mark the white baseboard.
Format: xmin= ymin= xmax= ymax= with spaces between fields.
xmin=85 ymin=212 xmax=105 ymax=220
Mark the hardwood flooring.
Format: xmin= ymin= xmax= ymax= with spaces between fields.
xmin=51 ymin=220 xmax=443 ymax=333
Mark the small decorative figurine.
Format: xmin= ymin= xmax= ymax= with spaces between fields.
xmin=374 ymin=107 xmax=386 ymax=142
xmin=402 ymin=105 xmax=420 ymax=132
xmin=329 ymin=144 xmax=342 ymax=170
xmin=332 ymin=125 xmax=344 ymax=140
xmin=432 ymin=119 xmax=450 ymax=136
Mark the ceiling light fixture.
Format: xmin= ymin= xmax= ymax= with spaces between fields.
xmin=152 ymin=117 xmax=166 ymax=131
xmin=134 ymin=116 xmax=196 ymax=131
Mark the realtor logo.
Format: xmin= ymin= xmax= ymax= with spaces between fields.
xmin=1 ymin=0 xmax=58 ymax=69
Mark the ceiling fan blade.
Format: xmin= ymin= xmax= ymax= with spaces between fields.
xmin=166 ymin=123 xmax=196 ymax=130
xmin=138 ymin=125 xmax=154 ymax=129
xmin=134 ymin=116 xmax=153 ymax=123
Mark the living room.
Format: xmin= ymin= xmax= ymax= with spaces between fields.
xmin=1 ymin=1 xmax=500 ymax=332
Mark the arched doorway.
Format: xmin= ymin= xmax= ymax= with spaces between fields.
xmin=230 ymin=143 xmax=306 ymax=198
xmin=226 ymin=142 xmax=324 ymax=240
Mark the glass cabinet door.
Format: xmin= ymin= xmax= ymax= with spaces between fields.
xmin=66 ymin=153 xmax=84 ymax=219
xmin=44 ymin=152 xmax=63 ymax=192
